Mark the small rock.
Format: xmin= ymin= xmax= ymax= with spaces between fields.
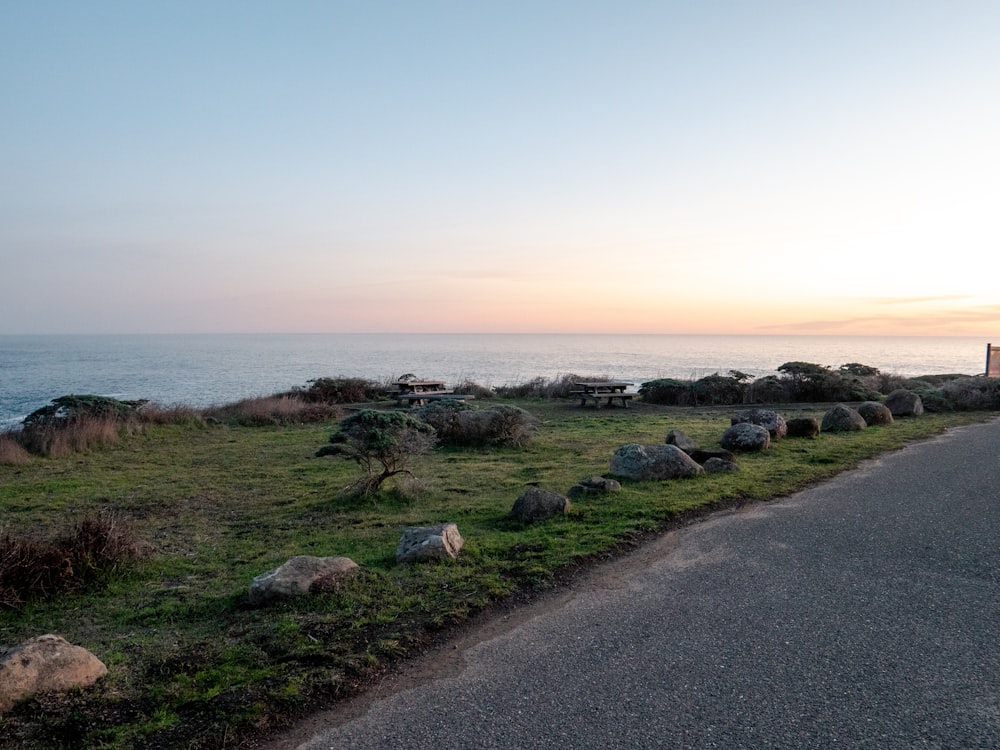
xmin=396 ymin=523 xmax=464 ymax=563
xmin=0 ymin=634 xmax=108 ymax=714
xmin=249 ymin=555 xmax=359 ymax=605
xmin=731 ymin=408 xmax=787 ymax=439
xmin=857 ymin=401 xmax=894 ymax=426
xmin=821 ymin=404 xmax=867 ymax=432
xmin=665 ymin=429 xmax=698 ymax=453
xmin=720 ymin=423 xmax=771 ymax=452
xmin=568 ymin=476 xmax=622 ymax=498
xmin=609 ymin=444 xmax=704 ymax=480
xmin=689 ymin=448 xmax=736 ymax=464
xmin=703 ymin=457 xmax=741 ymax=473
xmin=884 ymin=389 xmax=924 ymax=417
xmin=786 ymin=417 xmax=821 ymax=438
xmin=510 ymin=488 xmax=571 ymax=523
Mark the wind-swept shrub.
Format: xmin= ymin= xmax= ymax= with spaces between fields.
xmin=416 ymin=401 xmax=537 ymax=447
xmin=318 ymin=410 xmax=437 ymax=496
xmin=450 ymin=380 xmax=496 ymax=399
xmin=286 ymin=377 xmax=382 ymax=404
xmin=638 ymin=378 xmax=695 ymax=405
xmin=776 ymin=362 xmax=881 ymax=402
xmin=495 ymin=374 xmax=608 ymax=399
xmin=935 ymin=377 xmax=1000 ymax=411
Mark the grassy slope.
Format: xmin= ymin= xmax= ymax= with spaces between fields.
xmin=0 ymin=400 xmax=994 ymax=748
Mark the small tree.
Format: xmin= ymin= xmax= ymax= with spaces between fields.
xmin=318 ymin=410 xmax=436 ymax=496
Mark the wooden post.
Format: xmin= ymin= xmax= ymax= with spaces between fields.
xmin=988 ymin=343 xmax=1000 ymax=377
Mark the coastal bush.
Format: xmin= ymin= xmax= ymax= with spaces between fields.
xmin=690 ymin=373 xmax=748 ymax=405
xmin=286 ymin=376 xmax=382 ymax=404
xmin=936 ymin=376 xmax=1000 ymax=411
xmin=776 ymin=362 xmax=881 ymax=402
xmin=203 ymin=395 xmax=342 ymax=426
xmin=494 ymin=374 xmax=608 ymax=399
xmin=638 ymin=378 xmax=694 ymax=405
xmin=416 ymin=401 xmax=537 ymax=447
xmin=318 ymin=409 xmax=437 ymax=496
xmin=450 ymin=379 xmax=496 ymax=399
xmin=0 ymin=510 xmax=148 ymax=610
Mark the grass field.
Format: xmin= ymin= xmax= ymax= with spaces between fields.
xmin=1 ymin=398 xmax=994 ymax=749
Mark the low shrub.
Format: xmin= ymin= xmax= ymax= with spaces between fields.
xmin=204 ymin=395 xmax=342 ymax=426
xmin=935 ymin=377 xmax=1000 ymax=411
xmin=494 ymin=374 xmax=608 ymax=399
xmin=416 ymin=401 xmax=537 ymax=447
xmin=137 ymin=403 xmax=205 ymax=426
xmin=450 ymin=380 xmax=496 ymax=399
xmin=285 ymin=377 xmax=382 ymax=404
xmin=638 ymin=378 xmax=695 ymax=405
xmin=0 ymin=510 xmax=149 ymax=610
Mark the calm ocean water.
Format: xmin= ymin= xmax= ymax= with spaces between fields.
xmin=0 ymin=333 xmax=989 ymax=427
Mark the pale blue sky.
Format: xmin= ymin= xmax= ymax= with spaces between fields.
xmin=3 ymin=1 xmax=999 ymax=335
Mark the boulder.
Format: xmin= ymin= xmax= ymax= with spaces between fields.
xmin=731 ymin=408 xmax=787 ymax=439
xmin=720 ymin=423 xmax=770 ymax=452
xmin=884 ymin=389 xmax=924 ymax=417
xmin=510 ymin=488 xmax=571 ymax=523
xmin=0 ymin=634 xmax=107 ymax=714
xmin=396 ymin=523 xmax=464 ymax=563
xmin=568 ymin=476 xmax=622 ymax=498
xmin=821 ymin=404 xmax=867 ymax=432
xmin=609 ymin=443 xmax=704 ymax=480
xmin=857 ymin=401 xmax=894 ymax=426
xmin=786 ymin=417 xmax=821 ymax=438
xmin=665 ymin=429 xmax=698 ymax=453
xmin=703 ymin=457 xmax=741 ymax=473
xmin=249 ymin=555 xmax=359 ymax=605
xmin=689 ymin=448 xmax=736 ymax=464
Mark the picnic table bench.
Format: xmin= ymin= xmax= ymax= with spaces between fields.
xmin=393 ymin=380 xmax=474 ymax=407
xmin=571 ymin=382 xmax=635 ymax=408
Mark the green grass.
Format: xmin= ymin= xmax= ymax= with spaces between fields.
xmin=0 ymin=400 xmax=995 ymax=748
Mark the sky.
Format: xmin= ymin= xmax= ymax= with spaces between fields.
xmin=2 ymin=1 xmax=999 ymax=336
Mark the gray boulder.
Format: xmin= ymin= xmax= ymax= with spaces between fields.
xmin=786 ymin=417 xmax=821 ymax=438
xmin=0 ymin=634 xmax=108 ymax=714
xmin=249 ymin=555 xmax=359 ymax=605
xmin=857 ymin=401 xmax=894 ymax=426
xmin=610 ymin=443 xmax=704 ymax=480
xmin=821 ymin=404 xmax=867 ymax=432
xmin=731 ymin=408 xmax=787 ymax=439
xmin=396 ymin=523 xmax=464 ymax=563
xmin=665 ymin=429 xmax=698 ymax=453
xmin=884 ymin=389 xmax=924 ymax=417
xmin=568 ymin=476 xmax=622 ymax=498
xmin=703 ymin=457 xmax=741 ymax=473
xmin=720 ymin=423 xmax=771 ymax=452
xmin=510 ymin=487 xmax=571 ymax=522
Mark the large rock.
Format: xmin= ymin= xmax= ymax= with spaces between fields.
xmin=0 ymin=634 xmax=107 ymax=714
xmin=510 ymin=488 xmax=571 ymax=522
xmin=396 ymin=523 xmax=464 ymax=563
xmin=249 ymin=555 xmax=359 ymax=605
xmin=821 ymin=404 xmax=867 ymax=432
xmin=568 ymin=476 xmax=622 ymax=498
xmin=786 ymin=417 xmax=821 ymax=438
xmin=703 ymin=457 xmax=741 ymax=473
xmin=665 ymin=429 xmax=698 ymax=453
xmin=857 ymin=401 xmax=894 ymax=426
xmin=609 ymin=443 xmax=704 ymax=480
xmin=884 ymin=389 xmax=924 ymax=417
xmin=720 ymin=423 xmax=770 ymax=452
xmin=731 ymin=408 xmax=787 ymax=439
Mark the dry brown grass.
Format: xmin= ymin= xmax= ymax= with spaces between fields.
xmin=203 ymin=395 xmax=343 ymax=426
xmin=0 ymin=433 xmax=32 ymax=465
xmin=15 ymin=416 xmax=123 ymax=458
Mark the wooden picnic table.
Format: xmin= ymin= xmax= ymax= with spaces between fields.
xmin=393 ymin=380 xmax=475 ymax=407
xmin=571 ymin=382 xmax=635 ymax=408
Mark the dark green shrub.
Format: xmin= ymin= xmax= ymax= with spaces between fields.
xmin=690 ymin=373 xmax=746 ymax=405
xmin=638 ymin=378 xmax=695 ymax=405
xmin=776 ymin=362 xmax=881 ymax=402
xmin=320 ymin=410 xmax=437 ymax=496
xmin=746 ymin=375 xmax=787 ymax=403
xmin=417 ymin=401 xmax=537 ymax=447
xmin=286 ymin=377 xmax=382 ymax=404
xmin=22 ymin=394 xmax=148 ymax=428
xmin=936 ymin=377 xmax=1000 ymax=411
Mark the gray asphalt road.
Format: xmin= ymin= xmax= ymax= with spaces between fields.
xmin=270 ymin=418 xmax=1000 ymax=750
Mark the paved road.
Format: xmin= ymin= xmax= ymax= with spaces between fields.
xmin=270 ymin=418 xmax=1000 ymax=749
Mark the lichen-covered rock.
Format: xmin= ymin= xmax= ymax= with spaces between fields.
xmin=786 ymin=417 xmax=821 ymax=438
xmin=609 ymin=443 xmax=704 ymax=480
xmin=821 ymin=404 xmax=867 ymax=432
xmin=703 ymin=457 xmax=741 ymax=473
xmin=568 ymin=476 xmax=622 ymax=498
xmin=857 ymin=401 xmax=894 ymax=426
xmin=249 ymin=555 xmax=359 ymax=605
xmin=665 ymin=429 xmax=698 ymax=453
xmin=731 ymin=408 xmax=787 ymax=439
xmin=0 ymin=635 xmax=107 ymax=714
xmin=510 ymin=488 xmax=571 ymax=522
xmin=396 ymin=523 xmax=464 ymax=563
xmin=884 ymin=389 xmax=924 ymax=417
xmin=720 ymin=423 xmax=770 ymax=452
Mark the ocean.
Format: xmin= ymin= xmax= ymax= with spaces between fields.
xmin=0 ymin=333 xmax=990 ymax=427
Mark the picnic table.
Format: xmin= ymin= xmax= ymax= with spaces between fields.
xmin=571 ymin=382 xmax=635 ymax=408
xmin=393 ymin=380 xmax=474 ymax=407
